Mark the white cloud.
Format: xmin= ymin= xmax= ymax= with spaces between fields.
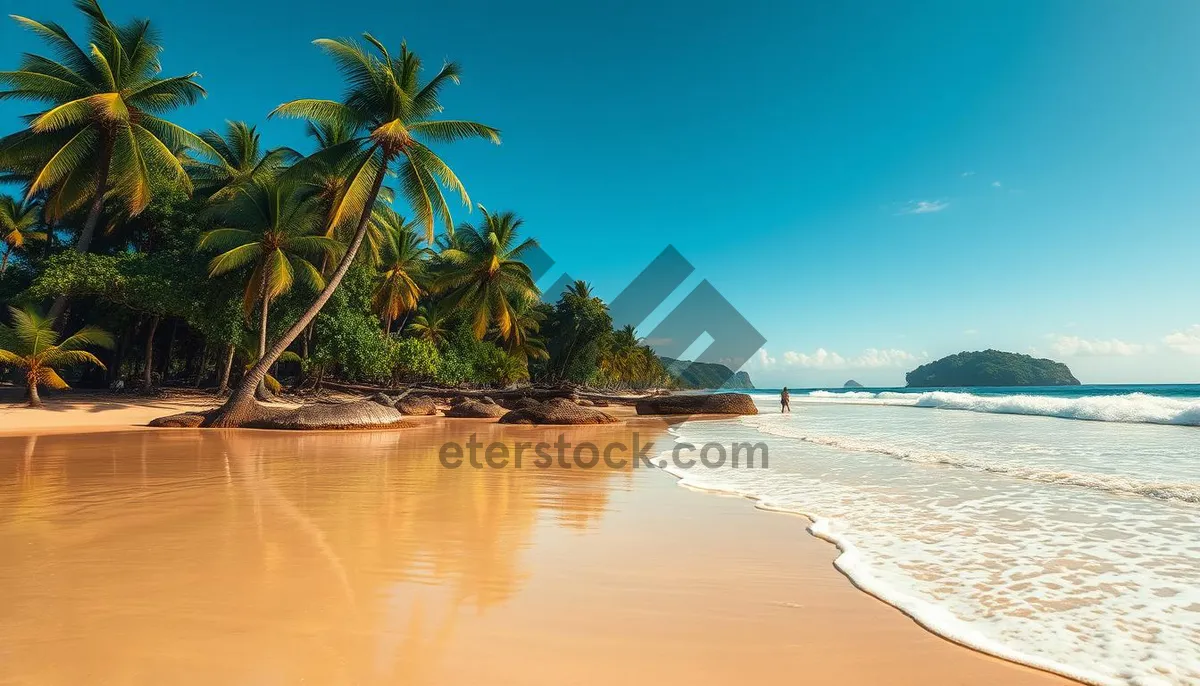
xmin=898 ymin=200 xmax=949 ymax=215
xmin=992 ymin=180 xmax=1002 ymax=188
xmin=961 ymin=171 xmax=976 ymax=177
xmin=1163 ymin=325 xmax=1200 ymax=355
xmin=780 ymin=347 xmax=922 ymax=369
xmin=963 ymin=328 xmax=978 ymax=336
xmin=753 ymin=348 xmax=777 ymax=368
xmin=1050 ymin=335 xmax=1145 ymax=357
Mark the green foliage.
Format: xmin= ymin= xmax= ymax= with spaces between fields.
xmin=391 ymin=336 xmax=439 ymax=382
xmin=540 ymin=280 xmax=613 ymax=383
xmin=906 ymin=350 xmax=1081 ymax=388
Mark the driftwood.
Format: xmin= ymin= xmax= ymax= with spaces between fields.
xmin=316 ymin=379 xmax=659 ymax=406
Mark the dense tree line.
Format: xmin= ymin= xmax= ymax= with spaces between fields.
xmin=0 ymin=0 xmax=672 ymax=410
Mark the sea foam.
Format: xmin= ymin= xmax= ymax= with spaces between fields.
xmin=742 ymin=418 xmax=1200 ymax=504
xmin=801 ymin=390 xmax=1200 ymax=426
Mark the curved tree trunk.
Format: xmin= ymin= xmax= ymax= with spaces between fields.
xmin=208 ymin=159 xmax=389 ymax=427
xmin=142 ymin=315 xmax=160 ymax=392
xmin=48 ymin=133 xmax=115 ymax=322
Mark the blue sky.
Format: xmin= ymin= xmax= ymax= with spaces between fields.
xmin=4 ymin=0 xmax=1200 ymax=386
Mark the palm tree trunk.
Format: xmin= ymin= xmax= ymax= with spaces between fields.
xmin=259 ymin=292 xmax=269 ymax=359
xmin=47 ymin=133 xmax=115 ymax=322
xmin=208 ymin=158 xmax=389 ymax=427
xmin=217 ymin=344 xmax=235 ymax=395
xmin=1 ymin=249 xmax=9 ymax=275
xmin=26 ymin=373 xmax=41 ymax=409
xmin=142 ymin=315 xmax=160 ymax=392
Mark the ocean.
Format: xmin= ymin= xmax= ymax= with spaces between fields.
xmin=663 ymin=385 xmax=1200 ymax=686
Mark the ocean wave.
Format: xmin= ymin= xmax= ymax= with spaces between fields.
xmin=655 ymin=441 xmax=1117 ymax=686
xmin=801 ymin=390 xmax=1200 ymax=426
xmin=743 ymin=420 xmax=1200 ymax=504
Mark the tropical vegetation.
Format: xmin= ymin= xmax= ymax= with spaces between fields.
xmin=0 ymin=0 xmax=675 ymax=416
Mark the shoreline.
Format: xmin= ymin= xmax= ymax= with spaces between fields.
xmin=0 ymin=394 xmax=1077 ymax=684
xmin=658 ymin=433 xmax=1094 ymax=686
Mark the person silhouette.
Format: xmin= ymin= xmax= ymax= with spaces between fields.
xmin=781 ymin=387 xmax=791 ymax=413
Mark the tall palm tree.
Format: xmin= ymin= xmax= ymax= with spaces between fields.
xmin=0 ymin=0 xmax=215 ymax=257
xmin=433 ymin=208 xmax=539 ymax=339
xmin=209 ymin=35 xmax=498 ymax=426
xmin=0 ymin=195 xmax=46 ymax=274
xmin=198 ymin=179 xmax=343 ymax=361
xmin=407 ymin=302 xmax=452 ymax=347
xmin=188 ymin=121 xmax=296 ymax=201
xmin=0 ymin=305 xmax=113 ymax=407
xmin=371 ymin=206 xmax=428 ymax=333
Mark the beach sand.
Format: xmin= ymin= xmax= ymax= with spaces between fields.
xmin=0 ymin=398 xmax=1075 ymax=685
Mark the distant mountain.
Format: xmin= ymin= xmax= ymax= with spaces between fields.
xmin=906 ymin=350 xmax=1080 ymax=387
xmin=659 ymin=356 xmax=754 ymax=389
xmin=843 ymin=379 xmax=864 ymax=388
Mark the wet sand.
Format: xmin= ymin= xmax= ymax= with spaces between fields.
xmin=0 ymin=419 xmax=1075 ymax=685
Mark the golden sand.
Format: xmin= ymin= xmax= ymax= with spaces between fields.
xmin=0 ymin=413 xmax=1075 ymax=684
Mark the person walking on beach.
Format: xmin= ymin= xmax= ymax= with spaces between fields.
xmin=781 ymin=387 xmax=791 ymax=413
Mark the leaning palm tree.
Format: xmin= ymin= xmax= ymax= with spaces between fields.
xmin=206 ymin=35 xmax=498 ymax=426
xmin=188 ymin=121 xmax=296 ymax=201
xmin=0 ymin=195 xmax=46 ymax=274
xmin=0 ymin=305 xmax=113 ymax=407
xmin=432 ymin=208 xmax=539 ymax=339
xmin=371 ymin=207 xmax=428 ymax=333
xmin=198 ymin=179 xmax=343 ymax=361
xmin=0 ymin=0 xmax=215 ymax=257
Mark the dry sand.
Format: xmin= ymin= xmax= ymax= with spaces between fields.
xmin=0 ymin=396 xmax=1077 ymax=684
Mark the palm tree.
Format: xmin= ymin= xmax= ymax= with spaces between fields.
xmin=0 ymin=195 xmax=46 ymax=274
xmin=198 ymin=179 xmax=343 ymax=361
xmin=371 ymin=207 xmax=428 ymax=333
xmin=188 ymin=121 xmax=296 ymax=201
xmin=433 ymin=208 xmax=539 ymax=339
xmin=407 ymin=302 xmax=452 ymax=347
xmin=0 ymin=305 xmax=113 ymax=407
xmin=502 ymin=297 xmax=549 ymax=364
xmin=0 ymin=0 xmax=215 ymax=257
xmin=209 ymin=35 xmax=498 ymax=426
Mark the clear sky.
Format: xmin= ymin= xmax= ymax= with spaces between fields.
xmin=4 ymin=0 xmax=1200 ymax=387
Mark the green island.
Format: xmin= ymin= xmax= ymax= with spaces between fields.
xmin=659 ymin=357 xmax=754 ymax=390
xmin=905 ymin=350 xmax=1081 ymax=388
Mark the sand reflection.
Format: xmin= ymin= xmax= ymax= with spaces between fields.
xmin=0 ymin=422 xmax=654 ymax=685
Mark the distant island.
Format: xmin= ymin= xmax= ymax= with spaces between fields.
xmin=660 ymin=357 xmax=754 ymax=389
xmin=905 ymin=350 xmax=1080 ymax=387
xmin=843 ymin=380 xmax=864 ymax=388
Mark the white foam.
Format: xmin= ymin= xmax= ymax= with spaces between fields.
xmin=657 ymin=450 xmax=1118 ymax=686
xmin=743 ymin=420 xmax=1200 ymax=504
xmin=800 ymin=390 xmax=1200 ymax=426
xmin=656 ymin=410 xmax=1200 ymax=686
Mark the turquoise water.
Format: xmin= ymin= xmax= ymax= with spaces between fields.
xmin=754 ymin=383 xmax=1200 ymax=399
xmin=667 ymin=385 xmax=1200 ymax=685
